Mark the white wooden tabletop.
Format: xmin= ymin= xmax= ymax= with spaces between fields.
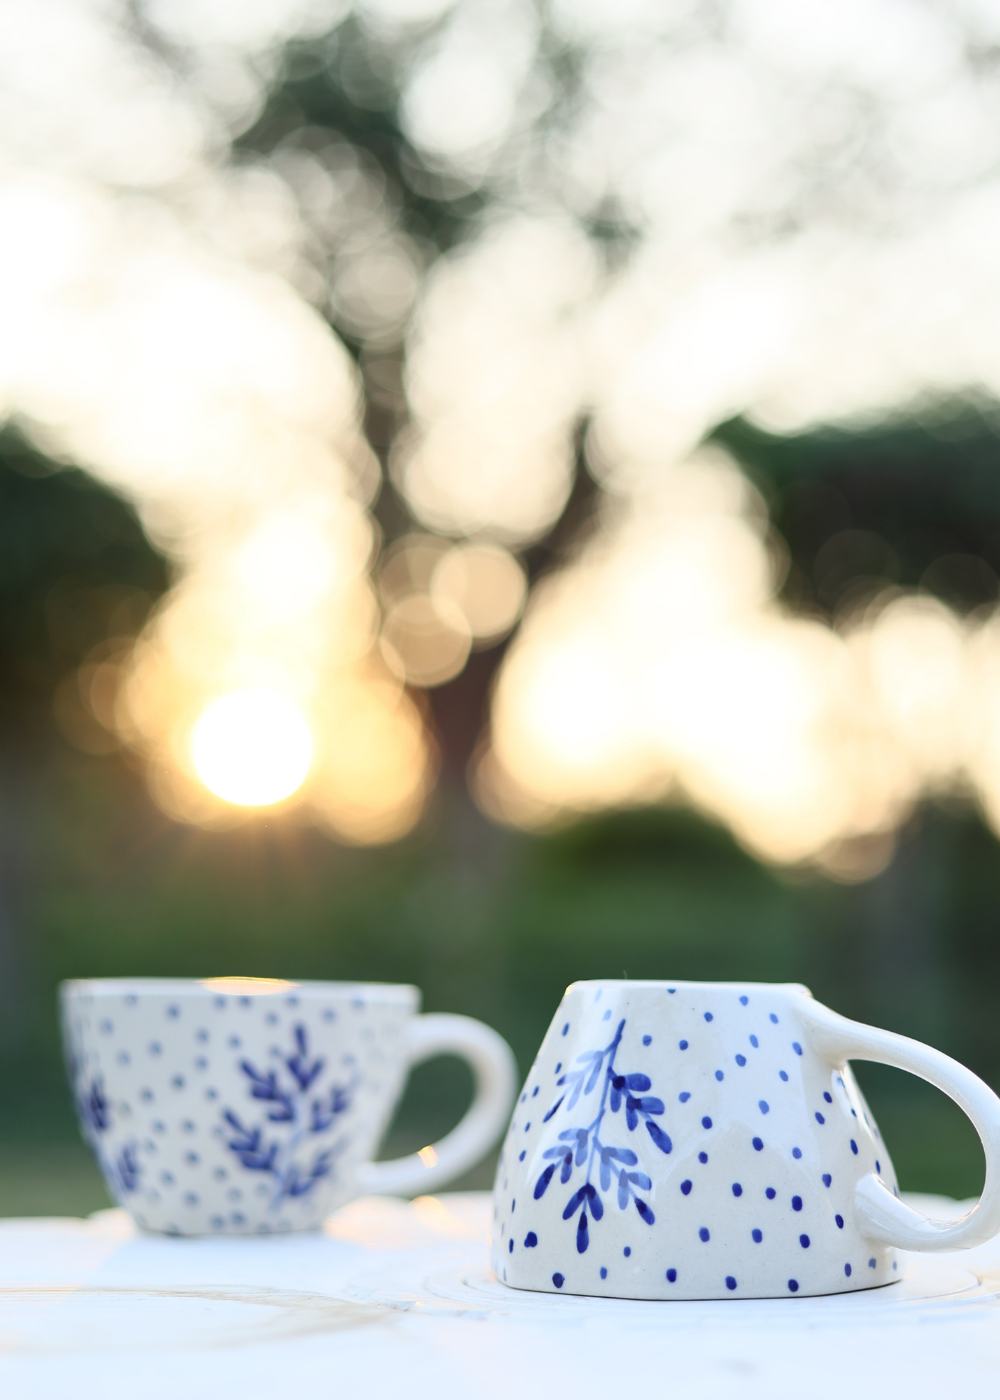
xmin=0 ymin=1192 xmax=997 ymax=1398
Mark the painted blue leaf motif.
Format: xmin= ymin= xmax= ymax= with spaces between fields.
xmin=577 ymin=1211 xmax=589 ymax=1253
xmin=617 ymin=1167 xmax=631 ymax=1210
xmin=221 ymin=1025 xmax=355 ymax=1208
xmin=116 ymin=1143 xmax=141 ymax=1193
xmin=534 ymin=1019 xmax=662 ymax=1249
xmin=563 ymin=1183 xmax=597 ymax=1219
xmin=534 ymin=1162 xmax=556 ymax=1198
xmin=646 ymin=1120 xmax=673 ymax=1153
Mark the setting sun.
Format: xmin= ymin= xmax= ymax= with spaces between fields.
xmin=190 ymin=689 xmax=313 ymax=807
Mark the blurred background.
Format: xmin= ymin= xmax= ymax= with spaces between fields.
xmin=2 ymin=0 xmax=1000 ymax=1212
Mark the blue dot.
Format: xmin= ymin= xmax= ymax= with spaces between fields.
xmin=732 ymin=1183 xmax=742 ymax=1197
xmin=868 ymin=1258 xmax=877 ymax=1269
xmin=666 ymin=1268 xmax=677 ymax=1282
xmin=702 ymin=1116 xmax=713 ymax=1129
xmin=815 ymin=1112 xmax=825 ymax=1124
xmin=699 ymin=1227 xmax=710 ymax=1242
xmin=642 ymin=1035 xmax=652 ymax=1045
xmin=704 ymin=1012 xmax=713 ymax=1022
xmin=800 ymin=1234 xmax=810 ymax=1248
xmin=759 ymin=1100 xmax=770 ymax=1114
xmin=600 ymin=1267 xmax=607 ymax=1279
xmin=824 ymin=1091 xmax=833 ymax=1103
xmin=509 ymin=1239 xmax=514 ymax=1253
xmin=679 ymin=1091 xmax=691 ymax=1102
xmin=792 ymin=1147 xmax=802 ymax=1159
xmin=769 ymin=1013 xmax=778 ymax=1024
xmin=792 ymin=1042 xmax=803 ymax=1056
xmin=681 ymin=1180 xmax=692 ymax=1195
xmin=822 ymin=1173 xmax=832 ymax=1187
xmin=750 ymin=1035 xmax=759 ymax=1048
xmin=752 ymin=1137 xmax=764 ymax=1151
xmin=725 ymin=1276 xmax=737 ymax=1291
xmin=715 ymin=1070 xmax=724 ymax=1081
xmin=736 ymin=1054 xmax=747 ymax=1067
xmin=525 ymin=1232 xmax=537 ymax=1247
xmin=875 ymin=1159 xmax=881 ymax=1174
xmin=602 ymin=1009 xmax=611 ymax=1021
xmin=792 ymin=1196 xmax=802 ymax=1211
xmin=562 ymin=1023 xmax=569 ymax=1036
xmin=679 ymin=1040 xmax=689 ymax=1050
xmin=525 ymin=1123 xmax=531 ymax=1131
xmin=850 ymin=1139 xmax=858 ymax=1155
xmin=624 ymin=1246 xmax=631 ymax=1257
xmin=779 ymin=1070 xmax=789 ymax=1082
xmin=555 ymin=1063 xmax=561 ymax=1073
xmin=766 ymin=1188 xmax=777 ymax=1200
xmin=552 ymin=1273 xmax=564 ymax=1288
xmin=739 ymin=995 xmax=749 ymax=1005
xmin=698 ymin=1152 xmax=708 ymax=1164
xmin=519 ymin=1150 xmax=526 ymax=1161
xmin=532 ymin=1086 xmax=539 ymax=1097
xmin=788 ymin=1279 xmax=799 ymax=1292
xmin=752 ymin=1228 xmax=763 ymax=1242
xmin=844 ymin=1263 xmax=852 ymax=1277
xmin=835 ymin=1214 xmax=844 ymax=1229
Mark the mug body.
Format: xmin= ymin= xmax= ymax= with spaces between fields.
xmin=61 ymin=977 xmax=418 ymax=1235
xmin=492 ymin=980 xmax=899 ymax=1299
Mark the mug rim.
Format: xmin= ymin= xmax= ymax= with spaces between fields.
xmin=567 ymin=979 xmax=811 ymax=995
xmin=59 ymin=977 xmax=420 ymax=1006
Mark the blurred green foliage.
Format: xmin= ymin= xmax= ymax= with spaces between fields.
xmin=2 ymin=413 xmax=1000 ymax=1214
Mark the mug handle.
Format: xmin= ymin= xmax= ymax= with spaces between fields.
xmin=359 ymin=1013 xmax=518 ymax=1198
xmin=800 ymin=999 xmax=1000 ymax=1251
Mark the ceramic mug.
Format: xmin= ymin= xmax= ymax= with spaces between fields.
xmin=492 ymin=980 xmax=1000 ymax=1299
xmin=62 ymin=977 xmax=517 ymax=1235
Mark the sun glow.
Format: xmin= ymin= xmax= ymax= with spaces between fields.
xmin=190 ymin=689 xmax=313 ymax=807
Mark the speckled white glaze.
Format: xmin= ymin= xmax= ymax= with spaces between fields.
xmin=62 ymin=978 xmax=516 ymax=1236
xmin=492 ymin=980 xmax=1000 ymax=1300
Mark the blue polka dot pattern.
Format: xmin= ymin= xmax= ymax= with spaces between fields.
xmin=492 ymin=979 xmax=900 ymax=1300
xmin=62 ymin=979 xmax=428 ymax=1238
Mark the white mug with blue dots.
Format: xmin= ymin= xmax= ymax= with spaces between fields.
xmin=492 ymin=980 xmax=1000 ymax=1299
xmin=62 ymin=977 xmax=517 ymax=1235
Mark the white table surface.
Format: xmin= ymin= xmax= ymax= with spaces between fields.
xmin=0 ymin=1192 xmax=997 ymax=1398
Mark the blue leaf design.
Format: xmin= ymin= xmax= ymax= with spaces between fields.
xmin=646 ymin=1120 xmax=673 ymax=1154
xmin=534 ymin=1163 xmax=556 ymax=1198
xmin=535 ymin=1017 xmax=664 ymax=1252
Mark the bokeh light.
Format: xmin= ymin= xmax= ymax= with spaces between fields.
xmin=190 ymin=690 xmax=314 ymax=807
xmin=7 ymin=1 xmax=1000 ymax=868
